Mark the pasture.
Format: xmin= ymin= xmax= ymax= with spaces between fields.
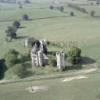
xmin=0 ymin=1 xmax=100 ymax=61
xmin=0 ymin=70 xmax=100 ymax=100
xmin=0 ymin=0 xmax=100 ymax=100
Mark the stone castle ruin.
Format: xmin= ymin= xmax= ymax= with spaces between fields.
xmin=31 ymin=39 xmax=66 ymax=69
xmin=31 ymin=40 xmax=48 ymax=67
xmin=56 ymin=52 xmax=65 ymax=70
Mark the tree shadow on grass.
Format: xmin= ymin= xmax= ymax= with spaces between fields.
xmin=64 ymin=64 xmax=82 ymax=71
xmin=80 ymin=57 xmax=96 ymax=65
xmin=28 ymin=15 xmax=68 ymax=21
xmin=16 ymin=36 xmax=27 ymax=40
xmin=19 ymin=26 xmax=26 ymax=29
xmin=64 ymin=57 xmax=96 ymax=71
xmin=0 ymin=59 xmax=7 ymax=80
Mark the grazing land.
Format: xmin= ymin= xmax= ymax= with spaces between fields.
xmin=0 ymin=0 xmax=100 ymax=100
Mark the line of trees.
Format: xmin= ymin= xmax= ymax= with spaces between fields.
xmin=5 ymin=20 xmax=21 ymax=41
xmin=68 ymin=3 xmax=88 ymax=14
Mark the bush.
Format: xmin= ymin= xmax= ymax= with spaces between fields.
xmin=13 ymin=20 xmax=20 ymax=28
xmin=49 ymin=56 xmax=57 ymax=67
xmin=24 ymin=0 xmax=31 ymax=4
xmin=0 ymin=59 xmax=6 ymax=79
xmin=60 ymin=6 xmax=64 ymax=12
xmin=67 ymin=47 xmax=81 ymax=57
xmin=5 ymin=49 xmax=19 ymax=68
xmin=22 ymin=14 xmax=29 ymax=20
xmin=67 ymin=47 xmax=81 ymax=64
xmin=49 ymin=5 xmax=54 ymax=10
xmin=90 ymin=10 xmax=95 ymax=17
xmin=70 ymin=11 xmax=74 ymax=16
xmin=5 ymin=26 xmax=17 ymax=40
xmin=12 ymin=63 xmax=27 ymax=78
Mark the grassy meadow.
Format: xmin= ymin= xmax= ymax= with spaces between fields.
xmin=0 ymin=0 xmax=100 ymax=100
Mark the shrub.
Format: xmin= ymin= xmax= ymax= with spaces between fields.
xmin=90 ymin=10 xmax=95 ymax=17
xmin=49 ymin=5 xmax=54 ymax=10
xmin=22 ymin=14 xmax=29 ymax=20
xmin=24 ymin=0 xmax=31 ymax=4
xmin=12 ymin=63 xmax=27 ymax=78
xmin=13 ymin=20 xmax=20 ymax=28
xmin=0 ymin=59 xmax=6 ymax=79
xmin=5 ymin=26 xmax=17 ymax=40
xmin=67 ymin=47 xmax=81 ymax=57
xmin=60 ymin=6 xmax=64 ymax=12
xmin=5 ymin=49 xmax=19 ymax=68
xmin=70 ymin=11 xmax=74 ymax=16
xmin=49 ymin=56 xmax=57 ymax=67
xmin=67 ymin=47 xmax=81 ymax=64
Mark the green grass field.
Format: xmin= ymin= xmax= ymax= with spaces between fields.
xmin=0 ymin=1 xmax=100 ymax=100
xmin=0 ymin=71 xmax=100 ymax=100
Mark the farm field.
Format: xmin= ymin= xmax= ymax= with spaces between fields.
xmin=0 ymin=0 xmax=100 ymax=100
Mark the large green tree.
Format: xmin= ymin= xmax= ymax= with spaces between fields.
xmin=67 ymin=47 xmax=81 ymax=64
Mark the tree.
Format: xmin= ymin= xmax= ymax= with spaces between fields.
xmin=24 ymin=0 xmax=31 ymax=4
xmin=12 ymin=63 xmax=27 ymax=78
xmin=13 ymin=20 xmax=20 ymax=28
xmin=67 ymin=47 xmax=81 ymax=64
xmin=49 ymin=5 xmax=54 ymax=10
xmin=70 ymin=11 xmax=74 ymax=16
xmin=5 ymin=26 xmax=17 ymax=41
xmin=49 ymin=56 xmax=57 ymax=67
xmin=22 ymin=14 xmax=29 ymax=20
xmin=60 ymin=6 xmax=64 ymax=12
xmin=18 ymin=1 xmax=23 ymax=9
xmin=90 ymin=10 xmax=95 ymax=17
xmin=5 ymin=49 xmax=19 ymax=68
xmin=0 ymin=59 xmax=6 ymax=79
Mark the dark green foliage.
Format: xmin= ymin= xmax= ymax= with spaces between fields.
xmin=5 ymin=26 xmax=17 ymax=40
xmin=24 ymin=0 xmax=31 ymax=4
xmin=49 ymin=56 xmax=57 ymax=67
xmin=67 ymin=47 xmax=81 ymax=57
xmin=13 ymin=20 xmax=20 ymax=28
xmin=49 ymin=5 xmax=54 ymax=10
xmin=90 ymin=10 xmax=95 ymax=17
xmin=0 ymin=59 xmax=6 ymax=79
xmin=70 ymin=12 xmax=74 ymax=16
xmin=67 ymin=47 xmax=81 ymax=64
xmin=22 ymin=14 xmax=29 ymax=20
xmin=12 ymin=63 xmax=27 ymax=78
xmin=60 ymin=6 xmax=64 ymax=12
xmin=5 ymin=49 xmax=19 ymax=68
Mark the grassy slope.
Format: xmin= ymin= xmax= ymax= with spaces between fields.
xmin=0 ymin=72 xmax=100 ymax=100
xmin=0 ymin=1 xmax=100 ymax=100
xmin=0 ymin=3 xmax=100 ymax=60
